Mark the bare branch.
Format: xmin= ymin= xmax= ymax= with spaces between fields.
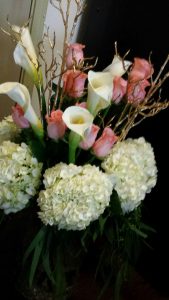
xmin=38 ymin=29 xmax=59 ymax=114
xmin=69 ymin=0 xmax=86 ymax=41
xmin=153 ymin=54 xmax=169 ymax=86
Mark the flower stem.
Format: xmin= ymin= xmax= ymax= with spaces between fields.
xmin=68 ymin=131 xmax=81 ymax=164
xmin=37 ymin=85 xmax=47 ymax=131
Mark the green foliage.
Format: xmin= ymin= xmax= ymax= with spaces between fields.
xmin=78 ymin=191 xmax=153 ymax=300
xmin=23 ymin=226 xmax=47 ymax=287
xmin=20 ymin=128 xmax=46 ymax=162
xmin=21 ymin=193 xmax=154 ymax=300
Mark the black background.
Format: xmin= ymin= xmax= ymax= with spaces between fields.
xmin=0 ymin=1 xmax=169 ymax=298
xmin=78 ymin=0 xmax=169 ymax=296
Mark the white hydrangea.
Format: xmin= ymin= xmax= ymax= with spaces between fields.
xmin=0 ymin=141 xmax=43 ymax=214
xmin=101 ymin=137 xmax=157 ymax=214
xmin=37 ymin=163 xmax=114 ymax=230
xmin=0 ymin=115 xmax=20 ymax=144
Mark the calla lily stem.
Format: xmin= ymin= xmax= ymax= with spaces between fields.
xmin=68 ymin=131 xmax=81 ymax=164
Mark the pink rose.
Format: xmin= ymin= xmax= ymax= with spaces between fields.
xmin=12 ymin=104 xmax=30 ymax=128
xmin=66 ymin=43 xmax=85 ymax=69
xmin=46 ymin=110 xmax=66 ymax=140
xmin=92 ymin=127 xmax=118 ymax=158
xmin=129 ymin=58 xmax=154 ymax=82
xmin=79 ymin=124 xmax=100 ymax=150
xmin=112 ymin=76 xmax=127 ymax=103
xmin=63 ymin=70 xmax=87 ymax=98
xmin=127 ymin=79 xmax=150 ymax=104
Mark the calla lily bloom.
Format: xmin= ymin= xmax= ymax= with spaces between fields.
xmin=62 ymin=106 xmax=94 ymax=138
xmin=0 ymin=82 xmax=43 ymax=139
xmin=87 ymin=55 xmax=131 ymax=116
xmin=103 ymin=55 xmax=131 ymax=76
xmin=87 ymin=71 xmax=113 ymax=116
xmin=12 ymin=25 xmax=42 ymax=86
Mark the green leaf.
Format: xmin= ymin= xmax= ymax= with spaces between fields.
xmin=128 ymin=224 xmax=148 ymax=239
xmin=95 ymin=248 xmax=106 ymax=279
xmin=20 ymin=128 xmax=46 ymax=162
xmin=114 ymin=262 xmax=128 ymax=300
xmin=105 ymin=227 xmax=114 ymax=245
xmin=110 ymin=191 xmax=123 ymax=216
xmin=42 ymin=251 xmax=55 ymax=285
xmin=99 ymin=215 xmax=107 ymax=235
xmin=23 ymin=226 xmax=46 ymax=265
xmin=53 ymin=247 xmax=67 ymax=300
xmin=93 ymin=230 xmax=98 ymax=241
xmin=140 ymin=222 xmax=156 ymax=233
xmin=29 ymin=235 xmax=45 ymax=287
xmin=42 ymin=229 xmax=55 ymax=284
xmin=81 ymin=229 xmax=89 ymax=252
xmin=29 ymin=139 xmax=46 ymax=162
xmin=97 ymin=271 xmax=113 ymax=300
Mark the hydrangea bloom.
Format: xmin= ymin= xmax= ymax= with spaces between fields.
xmin=0 ymin=141 xmax=43 ymax=214
xmin=38 ymin=163 xmax=114 ymax=230
xmin=101 ymin=137 xmax=157 ymax=213
xmin=0 ymin=115 xmax=20 ymax=144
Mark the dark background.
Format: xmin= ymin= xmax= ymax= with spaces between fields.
xmin=78 ymin=0 xmax=169 ymax=297
xmin=0 ymin=1 xmax=168 ymax=299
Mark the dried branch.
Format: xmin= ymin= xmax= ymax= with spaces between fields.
xmin=131 ymin=100 xmax=169 ymax=129
xmin=143 ymin=56 xmax=169 ymax=105
xmin=117 ymin=54 xmax=169 ymax=139
xmin=69 ymin=0 xmax=86 ymax=41
xmin=38 ymin=30 xmax=59 ymax=115
xmin=153 ymin=54 xmax=169 ymax=86
xmin=113 ymin=103 xmax=130 ymax=132
xmin=50 ymin=0 xmax=73 ymax=109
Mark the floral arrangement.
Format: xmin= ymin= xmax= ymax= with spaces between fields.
xmin=0 ymin=1 xmax=169 ymax=299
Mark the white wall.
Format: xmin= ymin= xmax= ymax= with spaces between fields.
xmin=42 ymin=0 xmax=82 ymax=76
xmin=44 ymin=0 xmax=81 ymax=50
xmin=32 ymin=0 xmax=82 ymax=113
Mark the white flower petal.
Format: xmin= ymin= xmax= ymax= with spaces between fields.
xmin=12 ymin=25 xmax=41 ymax=84
xmin=102 ymin=137 xmax=157 ymax=214
xmin=103 ymin=55 xmax=131 ymax=76
xmin=87 ymin=71 xmax=112 ymax=116
xmin=0 ymin=82 xmax=41 ymax=128
xmin=0 ymin=116 xmax=20 ymax=144
xmin=38 ymin=163 xmax=114 ymax=230
xmin=62 ymin=106 xmax=94 ymax=137
xmin=0 ymin=141 xmax=42 ymax=214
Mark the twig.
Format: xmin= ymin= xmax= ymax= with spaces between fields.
xmin=69 ymin=0 xmax=86 ymax=42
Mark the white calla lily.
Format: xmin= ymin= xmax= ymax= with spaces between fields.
xmin=103 ymin=54 xmax=131 ymax=76
xmin=87 ymin=55 xmax=131 ymax=117
xmin=87 ymin=71 xmax=113 ymax=116
xmin=62 ymin=106 xmax=94 ymax=138
xmin=12 ymin=25 xmax=42 ymax=85
xmin=0 ymin=82 xmax=43 ymax=138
